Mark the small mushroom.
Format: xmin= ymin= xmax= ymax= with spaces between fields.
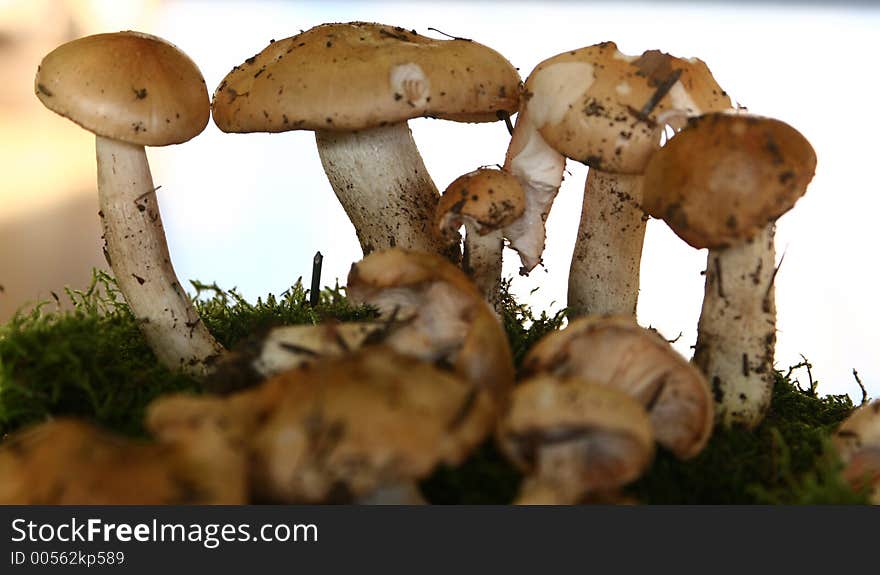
xmin=148 ymin=347 xmax=494 ymax=504
xmin=436 ymin=168 xmax=526 ymax=308
xmin=34 ymin=31 xmax=223 ymax=376
xmin=832 ymin=400 xmax=880 ymax=503
xmin=642 ymin=112 xmax=817 ymax=428
xmin=212 ymin=22 xmax=521 ymax=259
xmin=522 ymin=316 xmax=713 ymax=459
xmin=0 ymin=418 xmax=246 ymax=504
xmin=346 ymin=247 xmax=516 ymax=406
xmin=498 ymin=375 xmax=654 ymax=504
xmin=504 ymin=42 xmax=730 ymax=316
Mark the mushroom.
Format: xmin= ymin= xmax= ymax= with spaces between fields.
xmin=0 ymin=418 xmax=246 ymax=504
xmin=211 ymin=22 xmax=521 ymax=259
xmin=642 ymin=112 xmax=817 ymax=428
xmin=498 ymin=375 xmax=654 ymax=504
xmin=504 ymin=42 xmax=730 ymax=316
xmin=34 ymin=31 xmax=223 ymax=376
xmin=148 ymin=347 xmax=494 ymax=504
xmin=832 ymin=400 xmax=880 ymax=503
xmin=436 ymin=168 xmax=526 ymax=307
xmin=203 ymin=321 xmax=386 ymax=394
xmin=521 ymin=316 xmax=713 ymax=459
xmin=345 ymin=247 xmax=516 ymax=407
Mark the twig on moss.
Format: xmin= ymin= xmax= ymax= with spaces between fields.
xmin=852 ymin=369 xmax=868 ymax=405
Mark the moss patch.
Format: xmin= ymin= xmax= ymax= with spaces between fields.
xmin=0 ymin=271 xmax=870 ymax=503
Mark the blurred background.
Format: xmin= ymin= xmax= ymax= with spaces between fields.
xmin=0 ymin=0 xmax=877 ymax=400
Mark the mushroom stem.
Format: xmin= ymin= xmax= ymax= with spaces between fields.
xmin=693 ymin=224 xmax=777 ymax=428
xmin=96 ymin=135 xmax=224 ymax=376
xmin=463 ymin=223 xmax=504 ymax=309
xmin=316 ymin=122 xmax=458 ymax=260
xmin=567 ymin=170 xmax=646 ymax=317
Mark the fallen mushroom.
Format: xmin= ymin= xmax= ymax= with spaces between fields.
xmin=148 ymin=347 xmax=494 ymax=504
xmin=642 ymin=112 xmax=817 ymax=428
xmin=504 ymin=42 xmax=730 ymax=316
xmin=34 ymin=31 xmax=223 ymax=376
xmin=0 ymin=418 xmax=246 ymax=504
xmin=521 ymin=316 xmax=713 ymax=460
xmin=832 ymin=399 xmax=880 ymax=503
xmin=498 ymin=375 xmax=654 ymax=504
xmin=436 ymin=168 xmax=526 ymax=308
xmin=212 ymin=22 xmax=521 ymax=259
xmin=203 ymin=321 xmax=386 ymax=394
xmin=345 ymin=247 xmax=516 ymax=406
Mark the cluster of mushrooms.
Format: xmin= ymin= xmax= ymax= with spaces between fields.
xmin=1 ymin=22 xmax=876 ymax=504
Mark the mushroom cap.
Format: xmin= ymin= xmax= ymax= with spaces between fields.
xmin=523 ymin=41 xmax=731 ymax=174
xmin=833 ymin=400 xmax=880 ymax=502
xmin=522 ymin=316 xmax=714 ymax=460
xmin=250 ymin=347 xmax=495 ymax=502
xmin=642 ymin=112 xmax=817 ymax=249
xmin=0 ymin=418 xmax=244 ymax=504
xmin=436 ymin=167 xmax=526 ymax=238
xmin=212 ymin=22 xmax=521 ymax=133
xmin=35 ymin=31 xmax=210 ymax=146
xmin=498 ymin=375 xmax=655 ymax=493
xmin=346 ymin=248 xmax=515 ymax=404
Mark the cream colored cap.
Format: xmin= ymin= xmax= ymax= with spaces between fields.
xmin=35 ymin=31 xmax=210 ymax=146
xmin=498 ymin=376 xmax=655 ymax=491
xmin=523 ymin=42 xmax=730 ymax=174
xmin=522 ymin=316 xmax=714 ymax=460
xmin=436 ymin=168 xmax=526 ymax=238
xmin=212 ymin=22 xmax=521 ymax=133
xmin=642 ymin=112 xmax=817 ymax=249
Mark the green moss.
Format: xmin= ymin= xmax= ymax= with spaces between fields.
xmin=0 ymin=271 xmax=870 ymax=503
xmin=0 ymin=271 xmax=373 ymax=437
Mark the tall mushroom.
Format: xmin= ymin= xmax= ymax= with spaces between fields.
xmin=642 ymin=112 xmax=817 ymax=428
xmin=34 ymin=31 xmax=223 ymax=376
xmin=503 ymin=42 xmax=730 ymax=316
xmin=211 ymin=22 xmax=521 ymax=259
xmin=436 ymin=168 xmax=525 ymax=307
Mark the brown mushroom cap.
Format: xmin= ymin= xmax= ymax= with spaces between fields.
xmin=249 ymin=347 xmax=494 ymax=502
xmin=522 ymin=316 xmax=713 ymax=459
xmin=35 ymin=31 xmax=209 ymax=146
xmin=212 ymin=22 xmax=521 ymax=133
xmin=642 ymin=112 xmax=817 ymax=249
xmin=436 ymin=167 xmax=526 ymax=238
xmin=523 ymin=41 xmax=730 ymax=174
xmin=833 ymin=400 xmax=880 ymax=502
xmin=498 ymin=375 xmax=654 ymax=494
xmin=0 ymin=418 xmax=245 ymax=504
xmin=346 ymin=248 xmax=515 ymax=403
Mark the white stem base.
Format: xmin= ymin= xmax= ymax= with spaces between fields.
xmin=694 ymin=224 xmax=777 ymax=429
xmin=96 ymin=136 xmax=224 ymax=376
xmin=463 ymin=224 xmax=504 ymax=309
xmin=568 ymin=170 xmax=646 ymax=317
xmin=316 ymin=123 xmax=458 ymax=260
